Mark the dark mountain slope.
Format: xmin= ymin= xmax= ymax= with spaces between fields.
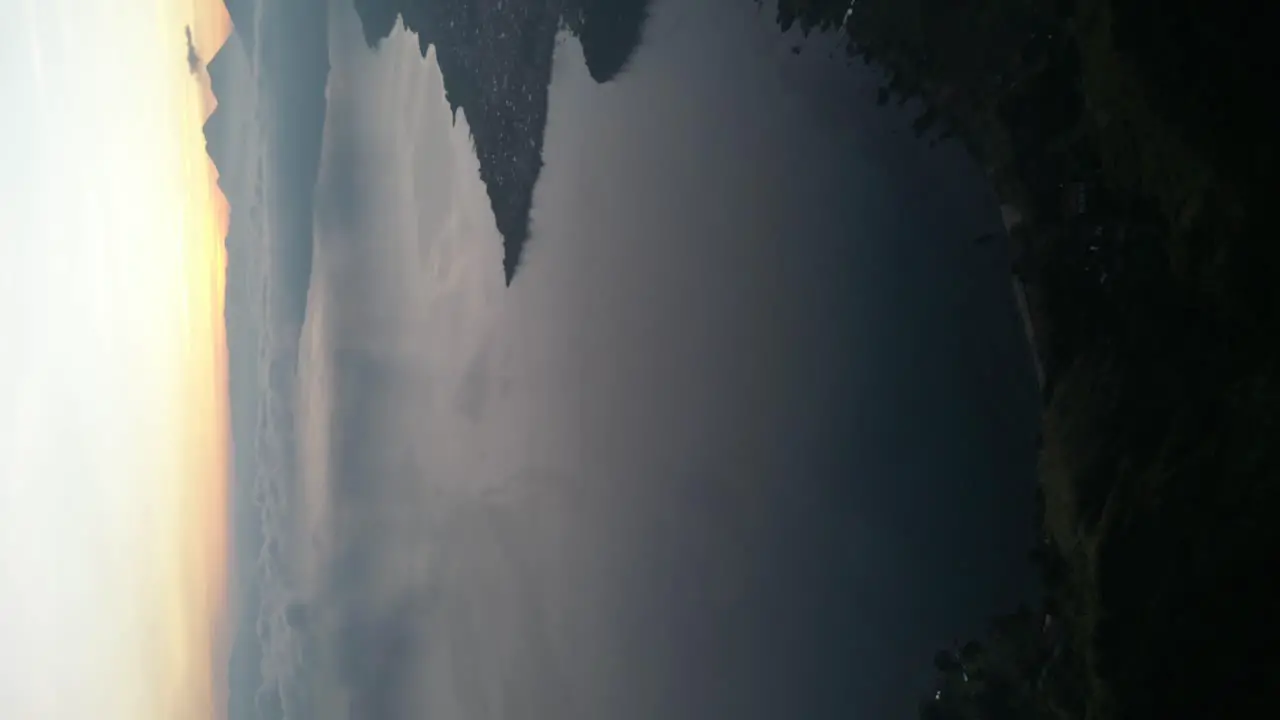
xmin=565 ymin=0 xmax=652 ymax=83
xmin=224 ymin=0 xmax=257 ymax=49
xmin=352 ymin=0 xmax=650 ymax=285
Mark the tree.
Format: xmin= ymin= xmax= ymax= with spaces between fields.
xmin=913 ymin=106 xmax=940 ymax=138
xmin=938 ymin=648 xmax=970 ymax=672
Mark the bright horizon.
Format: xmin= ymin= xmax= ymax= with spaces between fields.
xmin=2 ymin=1 xmax=234 ymax=718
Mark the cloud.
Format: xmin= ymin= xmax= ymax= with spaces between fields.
xmin=452 ymin=332 xmax=495 ymax=424
xmin=205 ymin=30 xmax=295 ymax=720
xmin=186 ymin=25 xmax=202 ymax=75
xmin=209 ymin=8 xmax=326 ymax=716
xmin=254 ymin=4 xmax=521 ymax=718
xmin=219 ymin=2 xmax=338 ymax=715
xmin=332 ymin=588 xmax=436 ymax=719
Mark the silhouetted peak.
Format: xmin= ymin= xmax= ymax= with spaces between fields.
xmin=571 ymin=0 xmax=651 ymax=83
xmin=203 ymin=106 xmax=229 ymax=172
xmin=224 ymin=0 xmax=257 ymax=48
xmin=504 ymin=254 xmax=519 ymax=287
xmin=352 ymin=0 xmax=401 ymax=48
xmin=201 ymin=45 xmax=239 ymax=181
xmin=349 ymin=0 xmax=650 ymax=285
xmin=204 ymin=49 xmax=236 ymax=108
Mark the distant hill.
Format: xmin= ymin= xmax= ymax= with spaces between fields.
xmin=352 ymin=0 xmax=651 ymax=285
xmin=224 ymin=0 xmax=257 ymax=49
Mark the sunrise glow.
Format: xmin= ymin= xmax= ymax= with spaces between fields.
xmin=1 ymin=1 xmax=234 ymax=719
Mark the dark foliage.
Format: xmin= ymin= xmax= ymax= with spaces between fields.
xmin=765 ymin=1 xmax=1280 ymax=718
xmin=567 ymin=0 xmax=651 ymax=83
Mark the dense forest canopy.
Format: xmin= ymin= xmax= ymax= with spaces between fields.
xmin=765 ymin=1 xmax=1280 ymax=719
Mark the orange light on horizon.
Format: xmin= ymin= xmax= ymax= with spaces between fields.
xmin=1 ymin=2 xmax=236 ymax=719
xmin=154 ymin=1 xmax=236 ymax=717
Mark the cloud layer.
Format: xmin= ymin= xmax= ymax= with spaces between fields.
xmin=248 ymin=4 xmax=512 ymax=718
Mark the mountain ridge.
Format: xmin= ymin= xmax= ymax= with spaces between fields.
xmin=352 ymin=0 xmax=651 ymax=285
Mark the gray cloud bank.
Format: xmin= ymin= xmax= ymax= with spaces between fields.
xmin=212 ymin=0 xmax=335 ymax=717
xmin=241 ymin=3 xmax=505 ymax=718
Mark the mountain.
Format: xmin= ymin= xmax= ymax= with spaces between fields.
xmin=352 ymin=0 xmax=651 ymax=285
xmin=203 ymin=36 xmax=267 ymax=720
xmin=224 ymin=0 xmax=257 ymax=50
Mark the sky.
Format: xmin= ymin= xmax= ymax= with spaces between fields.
xmin=228 ymin=0 xmax=1043 ymax=718
xmin=2 ymin=1 xmax=232 ymax=719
